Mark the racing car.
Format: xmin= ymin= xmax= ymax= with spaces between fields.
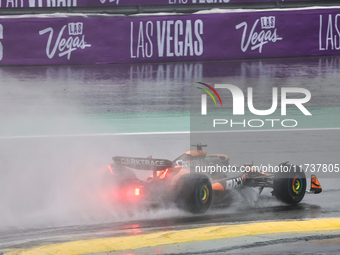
xmin=107 ymin=144 xmax=322 ymax=214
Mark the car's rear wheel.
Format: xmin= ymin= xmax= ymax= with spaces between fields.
xmin=273 ymin=163 xmax=306 ymax=204
xmin=175 ymin=174 xmax=212 ymax=214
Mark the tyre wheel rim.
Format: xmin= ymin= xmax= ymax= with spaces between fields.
xmin=292 ymin=176 xmax=303 ymax=195
xmin=200 ymin=185 xmax=209 ymax=204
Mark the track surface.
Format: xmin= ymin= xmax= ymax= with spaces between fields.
xmin=0 ymin=57 xmax=339 ymax=252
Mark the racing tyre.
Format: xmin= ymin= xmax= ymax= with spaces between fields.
xmin=176 ymin=174 xmax=212 ymax=214
xmin=273 ymin=163 xmax=306 ymax=204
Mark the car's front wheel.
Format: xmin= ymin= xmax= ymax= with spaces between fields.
xmin=273 ymin=163 xmax=306 ymax=204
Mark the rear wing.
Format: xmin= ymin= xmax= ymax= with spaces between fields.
xmin=112 ymin=156 xmax=173 ymax=171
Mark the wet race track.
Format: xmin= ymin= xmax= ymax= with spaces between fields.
xmin=0 ymin=57 xmax=340 ymax=252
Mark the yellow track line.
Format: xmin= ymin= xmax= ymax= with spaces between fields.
xmin=7 ymin=218 xmax=340 ymax=255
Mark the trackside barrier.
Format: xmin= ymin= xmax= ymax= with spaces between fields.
xmin=0 ymin=7 xmax=340 ymax=65
xmin=0 ymin=0 xmax=317 ymax=8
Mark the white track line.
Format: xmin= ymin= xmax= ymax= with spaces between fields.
xmin=0 ymin=127 xmax=340 ymax=139
xmin=0 ymin=131 xmax=189 ymax=139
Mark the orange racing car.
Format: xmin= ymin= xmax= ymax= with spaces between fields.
xmin=107 ymin=144 xmax=322 ymax=214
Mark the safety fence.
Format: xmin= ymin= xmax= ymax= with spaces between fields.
xmin=0 ymin=7 xmax=339 ymax=65
xmin=0 ymin=0 xmax=320 ymax=8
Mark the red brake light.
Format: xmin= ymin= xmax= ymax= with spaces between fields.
xmin=108 ymin=164 xmax=114 ymax=175
xmin=135 ymin=188 xmax=140 ymax=196
xmin=158 ymin=169 xmax=169 ymax=179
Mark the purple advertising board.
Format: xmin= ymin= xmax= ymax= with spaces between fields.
xmin=0 ymin=7 xmax=339 ymax=65
xmin=0 ymin=0 xmax=316 ymax=8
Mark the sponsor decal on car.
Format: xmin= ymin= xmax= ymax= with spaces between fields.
xmin=119 ymin=157 xmax=166 ymax=166
xmin=225 ymin=175 xmax=246 ymax=189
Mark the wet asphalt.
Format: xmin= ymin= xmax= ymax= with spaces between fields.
xmin=0 ymin=57 xmax=339 ymax=253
